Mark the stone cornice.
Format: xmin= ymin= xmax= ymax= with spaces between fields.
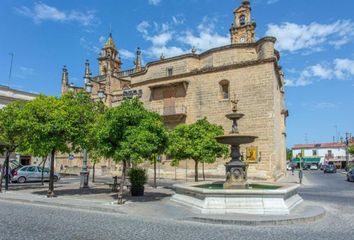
xmin=129 ymin=37 xmax=277 ymax=78
xmin=132 ymin=57 xmax=277 ymax=88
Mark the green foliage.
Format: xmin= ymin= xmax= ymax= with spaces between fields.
xmin=167 ymin=118 xmax=228 ymax=181
xmin=348 ymin=146 xmax=354 ymax=155
xmin=0 ymin=101 xmax=27 ymax=153
xmin=286 ymin=148 xmax=293 ymax=161
xmin=18 ymin=95 xmax=70 ymax=157
xmin=96 ymin=98 xmax=168 ymax=163
xmin=61 ymin=91 xmax=105 ymax=153
xmin=345 ymin=163 xmax=354 ymax=172
xmin=167 ymin=118 xmax=228 ymax=164
xmin=127 ymin=168 xmax=148 ymax=187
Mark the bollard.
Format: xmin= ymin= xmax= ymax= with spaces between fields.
xmin=299 ymin=170 xmax=303 ymax=184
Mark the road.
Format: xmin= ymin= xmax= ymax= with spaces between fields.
xmin=0 ymin=171 xmax=354 ymax=240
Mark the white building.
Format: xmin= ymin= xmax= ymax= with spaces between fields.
xmin=0 ymin=85 xmax=38 ymax=109
xmin=0 ymin=85 xmax=38 ymax=166
xmin=292 ymin=140 xmax=354 ymax=168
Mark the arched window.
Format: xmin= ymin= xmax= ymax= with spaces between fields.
xmin=219 ymin=80 xmax=230 ymax=100
xmin=239 ymin=15 xmax=246 ymax=26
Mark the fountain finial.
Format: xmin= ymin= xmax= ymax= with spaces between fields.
xmin=231 ymin=94 xmax=239 ymax=113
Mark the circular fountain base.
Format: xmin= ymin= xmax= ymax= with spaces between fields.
xmin=171 ymin=182 xmax=303 ymax=215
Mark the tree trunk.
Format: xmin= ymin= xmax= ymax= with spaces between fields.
xmin=0 ymin=162 xmax=5 ymax=192
xmin=4 ymin=150 xmax=10 ymax=190
xmin=194 ymin=160 xmax=199 ymax=182
xmin=41 ymin=156 xmax=47 ymax=185
xmin=202 ymin=162 xmax=205 ymax=181
xmin=47 ymin=149 xmax=55 ymax=198
xmin=118 ymin=160 xmax=126 ymax=204
xmin=153 ymin=159 xmax=157 ymax=188
xmin=92 ymin=162 xmax=96 ymax=183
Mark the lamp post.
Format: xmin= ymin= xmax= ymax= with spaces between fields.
xmin=80 ymin=148 xmax=89 ymax=189
xmin=345 ymin=133 xmax=350 ymax=168
xmin=79 ymin=82 xmax=94 ymax=190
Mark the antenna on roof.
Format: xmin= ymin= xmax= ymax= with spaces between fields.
xmin=8 ymin=53 xmax=14 ymax=87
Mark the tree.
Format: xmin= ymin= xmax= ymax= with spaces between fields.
xmin=167 ymin=118 xmax=228 ymax=182
xmin=60 ymin=91 xmax=104 ymax=154
xmin=349 ymin=146 xmax=354 ymax=155
xmin=20 ymin=95 xmax=70 ymax=197
xmin=0 ymin=101 xmax=27 ymax=192
xmin=96 ymin=98 xmax=168 ymax=203
xmin=286 ymin=148 xmax=293 ymax=161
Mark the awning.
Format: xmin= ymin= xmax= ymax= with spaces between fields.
xmin=292 ymin=157 xmax=321 ymax=163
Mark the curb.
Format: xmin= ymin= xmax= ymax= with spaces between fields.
xmin=181 ymin=207 xmax=326 ymax=226
xmin=0 ymin=196 xmax=126 ymax=215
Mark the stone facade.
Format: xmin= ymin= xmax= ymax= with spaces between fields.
xmin=60 ymin=0 xmax=287 ymax=182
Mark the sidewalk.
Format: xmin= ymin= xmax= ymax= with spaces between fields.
xmin=0 ymin=174 xmax=324 ymax=225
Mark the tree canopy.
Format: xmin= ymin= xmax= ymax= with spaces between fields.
xmin=167 ymin=118 xmax=228 ymax=182
xmin=0 ymin=101 xmax=27 ymax=153
xmin=96 ymin=98 xmax=168 ymax=163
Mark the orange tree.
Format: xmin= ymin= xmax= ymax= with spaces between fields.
xmin=167 ymin=118 xmax=228 ymax=182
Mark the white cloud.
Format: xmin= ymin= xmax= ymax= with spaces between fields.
xmin=267 ymin=0 xmax=280 ymax=4
xmin=286 ymin=58 xmax=354 ymax=87
xmin=266 ymin=20 xmax=354 ymax=53
xmin=178 ymin=17 xmax=229 ymax=52
xmin=148 ymin=0 xmax=161 ymax=6
xmin=120 ymin=49 xmax=135 ymax=60
xmin=136 ymin=17 xmax=229 ymax=59
xmin=80 ymin=37 xmax=100 ymax=54
xmin=99 ymin=36 xmax=106 ymax=44
xmin=15 ymin=2 xmax=98 ymax=26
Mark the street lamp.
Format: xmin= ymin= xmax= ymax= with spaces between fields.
xmin=85 ymin=82 xmax=93 ymax=94
xmin=97 ymin=89 xmax=106 ymax=101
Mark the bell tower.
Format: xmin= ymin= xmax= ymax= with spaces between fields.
xmin=98 ymin=33 xmax=122 ymax=75
xmin=230 ymin=0 xmax=256 ymax=44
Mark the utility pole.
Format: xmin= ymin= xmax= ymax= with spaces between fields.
xmin=345 ymin=132 xmax=350 ymax=168
xmin=8 ymin=53 xmax=14 ymax=86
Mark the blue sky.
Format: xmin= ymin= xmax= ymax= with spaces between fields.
xmin=0 ymin=0 xmax=353 ymax=147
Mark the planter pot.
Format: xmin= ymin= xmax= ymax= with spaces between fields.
xmin=130 ymin=185 xmax=144 ymax=196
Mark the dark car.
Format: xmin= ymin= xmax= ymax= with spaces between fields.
xmin=347 ymin=169 xmax=354 ymax=182
xmin=324 ymin=165 xmax=336 ymax=173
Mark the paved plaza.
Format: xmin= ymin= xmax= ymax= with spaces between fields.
xmin=0 ymin=171 xmax=354 ymax=239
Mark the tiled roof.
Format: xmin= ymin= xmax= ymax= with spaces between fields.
xmin=292 ymin=142 xmax=353 ymax=149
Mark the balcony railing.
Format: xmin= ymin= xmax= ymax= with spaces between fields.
xmin=117 ymin=67 xmax=146 ymax=77
xmin=150 ymin=105 xmax=187 ymax=117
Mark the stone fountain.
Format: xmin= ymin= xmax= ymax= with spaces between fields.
xmin=171 ymin=98 xmax=303 ymax=215
xmin=215 ymin=97 xmax=257 ymax=189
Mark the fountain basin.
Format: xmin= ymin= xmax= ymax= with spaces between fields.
xmin=171 ymin=182 xmax=303 ymax=215
xmin=215 ymin=135 xmax=257 ymax=145
xmin=225 ymin=113 xmax=244 ymax=120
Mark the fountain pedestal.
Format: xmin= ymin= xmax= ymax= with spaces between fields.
xmin=215 ymin=109 xmax=257 ymax=189
xmin=170 ymin=97 xmax=304 ymax=215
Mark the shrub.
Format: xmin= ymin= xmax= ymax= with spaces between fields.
xmin=128 ymin=168 xmax=147 ymax=187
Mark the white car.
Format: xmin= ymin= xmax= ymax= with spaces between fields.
xmin=310 ymin=165 xmax=318 ymax=170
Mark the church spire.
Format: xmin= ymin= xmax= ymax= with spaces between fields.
xmin=230 ymin=0 xmax=256 ymax=44
xmin=104 ymin=33 xmax=116 ymax=49
xmin=134 ymin=47 xmax=142 ymax=72
xmin=61 ymin=65 xmax=69 ymax=94
xmin=84 ymin=59 xmax=92 ymax=84
xmin=98 ymin=33 xmax=122 ymax=75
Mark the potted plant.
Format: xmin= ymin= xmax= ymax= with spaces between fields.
xmin=127 ymin=168 xmax=148 ymax=196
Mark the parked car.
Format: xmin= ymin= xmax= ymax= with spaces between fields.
xmin=310 ymin=164 xmax=318 ymax=170
xmin=347 ymin=169 xmax=354 ymax=182
xmin=12 ymin=165 xmax=60 ymax=183
xmin=303 ymin=164 xmax=310 ymax=170
xmin=324 ymin=165 xmax=337 ymax=173
xmin=287 ymin=164 xmax=293 ymax=171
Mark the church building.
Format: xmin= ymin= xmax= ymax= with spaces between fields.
xmin=60 ymin=0 xmax=288 ymax=181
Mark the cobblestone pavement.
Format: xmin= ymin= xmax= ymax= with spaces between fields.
xmin=0 ymin=171 xmax=354 ymax=240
